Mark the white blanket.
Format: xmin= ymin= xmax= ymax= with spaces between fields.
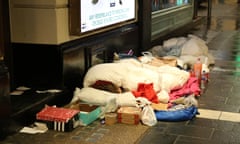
xmin=82 ymin=59 xmax=190 ymax=104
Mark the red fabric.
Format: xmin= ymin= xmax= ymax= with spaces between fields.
xmin=169 ymin=76 xmax=201 ymax=101
xmin=132 ymin=83 xmax=159 ymax=103
xmin=36 ymin=106 xmax=79 ymax=122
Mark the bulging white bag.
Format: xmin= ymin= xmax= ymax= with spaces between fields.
xmin=141 ymin=104 xmax=157 ymax=126
xmin=136 ymin=97 xmax=157 ymax=126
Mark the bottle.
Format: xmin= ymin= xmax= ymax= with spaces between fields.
xmin=193 ymin=58 xmax=202 ymax=84
xmin=201 ymin=71 xmax=206 ymax=89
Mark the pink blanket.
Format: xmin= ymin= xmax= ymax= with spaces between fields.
xmin=169 ymin=76 xmax=201 ymax=101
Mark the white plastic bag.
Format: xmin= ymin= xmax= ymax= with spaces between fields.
xmin=141 ymin=104 xmax=157 ymax=126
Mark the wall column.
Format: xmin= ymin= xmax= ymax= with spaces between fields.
xmin=138 ymin=0 xmax=152 ymax=52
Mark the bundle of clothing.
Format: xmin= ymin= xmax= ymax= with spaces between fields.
xmin=69 ymin=35 xmax=213 ymax=123
xmin=70 ymin=58 xmax=200 ymax=123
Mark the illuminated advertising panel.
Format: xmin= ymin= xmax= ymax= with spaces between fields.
xmin=81 ymin=0 xmax=136 ymax=33
xmin=69 ymin=0 xmax=138 ymax=36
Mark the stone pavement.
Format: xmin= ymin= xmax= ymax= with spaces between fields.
xmin=1 ymin=1 xmax=240 ymax=144
xmin=138 ymin=1 xmax=240 ymax=144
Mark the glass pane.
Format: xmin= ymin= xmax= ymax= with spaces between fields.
xmin=152 ymin=0 xmax=191 ymax=12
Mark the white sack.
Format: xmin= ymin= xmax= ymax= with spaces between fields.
xmin=188 ymin=34 xmax=206 ymax=45
xmin=157 ymin=65 xmax=190 ymax=92
xmin=179 ymin=54 xmax=215 ymax=67
xmin=116 ymin=92 xmax=137 ymax=107
xmin=114 ymin=58 xmax=142 ymax=67
xmin=179 ymin=55 xmax=209 ymax=66
xmin=163 ymin=37 xmax=187 ymax=51
xmin=71 ymin=87 xmax=118 ymax=113
xmin=163 ymin=37 xmax=179 ymax=49
xmin=115 ymin=58 xmax=159 ymax=72
xmin=181 ymin=37 xmax=208 ymax=56
xmin=84 ymin=59 xmax=160 ymax=92
xmin=114 ymin=58 xmax=160 ymax=91
xmin=155 ymin=66 xmax=189 ymax=104
xmin=150 ymin=45 xmax=167 ymax=57
xmin=83 ymin=63 xmax=127 ymax=88
xmin=71 ymin=87 xmax=116 ymax=105
xmin=121 ymin=63 xmax=160 ymax=92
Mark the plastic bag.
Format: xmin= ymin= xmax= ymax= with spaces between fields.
xmin=141 ymin=105 xmax=157 ymax=126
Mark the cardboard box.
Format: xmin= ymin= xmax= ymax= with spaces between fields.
xmin=78 ymin=104 xmax=101 ymax=126
xmin=117 ymin=106 xmax=141 ymax=125
xmin=36 ymin=106 xmax=80 ymax=132
xmin=105 ymin=113 xmax=117 ymax=125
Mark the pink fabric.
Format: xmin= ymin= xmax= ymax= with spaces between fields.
xmin=169 ymin=76 xmax=201 ymax=101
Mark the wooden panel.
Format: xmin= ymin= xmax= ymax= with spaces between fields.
xmin=9 ymin=0 xmax=69 ymax=44
xmin=68 ymin=0 xmax=80 ymax=35
xmin=0 ymin=1 xmax=5 ymax=59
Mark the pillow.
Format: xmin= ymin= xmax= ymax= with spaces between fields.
xmin=116 ymin=92 xmax=137 ymax=107
xmin=71 ymin=87 xmax=117 ymax=106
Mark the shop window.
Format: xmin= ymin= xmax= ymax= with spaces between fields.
xmin=152 ymin=0 xmax=191 ymax=12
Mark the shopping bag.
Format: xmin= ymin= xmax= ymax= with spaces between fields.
xmin=141 ymin=105 xmax=157 ymax=126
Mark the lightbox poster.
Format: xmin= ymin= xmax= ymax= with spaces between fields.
xmin=80 ymin=0 xmax=136 ymax=33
